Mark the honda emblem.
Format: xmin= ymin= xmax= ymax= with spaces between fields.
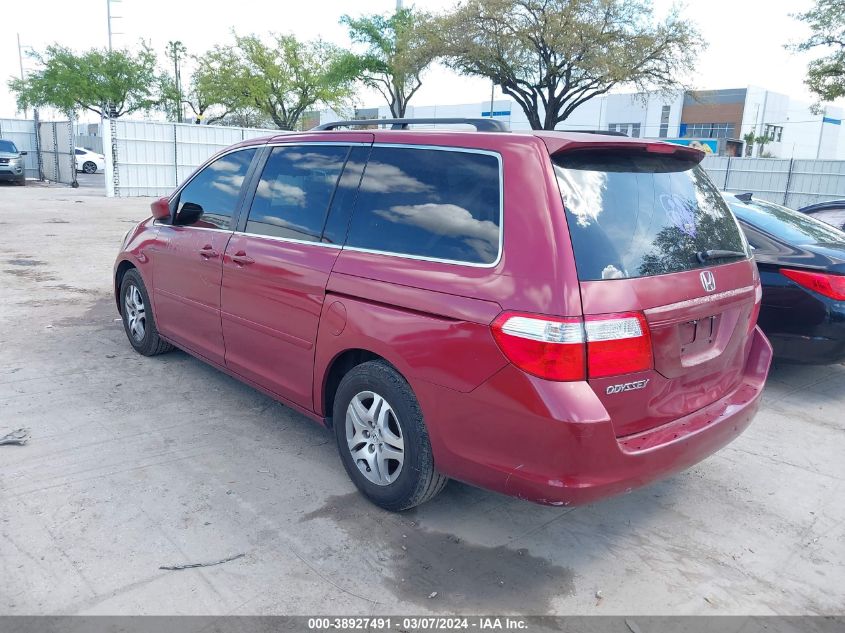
xmin=700 ymin=270 xmax=716 ymax=292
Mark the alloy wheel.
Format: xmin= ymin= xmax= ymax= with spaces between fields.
xmin=124 ymin=284 xmax=146 ymax=342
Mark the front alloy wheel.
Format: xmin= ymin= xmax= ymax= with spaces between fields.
xmin=83 ymin=161 xmax=97 ymax=174
xmin=119 ymin=268 xmax=173 ymax=357
xmin=346 ymin=391 xmax=405 ymax=486
xmin=124 ymin=284 xmax=146 ymax=342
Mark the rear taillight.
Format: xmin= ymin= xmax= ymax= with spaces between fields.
xmin=585 ymin=312 xmax=653 ymax=378
xmin=781 ymin=268 xmax=845 ymax=301
xmin=491 ymin=311 xmax=653 ymax=381
xmin=491 ymin=313 xmax=585 ymax=381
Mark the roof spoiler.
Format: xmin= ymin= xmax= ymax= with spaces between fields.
xmin=565 ymin=129 xmax=629 ymax=137
xmin=312 ymin=118 xmax=510 ymax=132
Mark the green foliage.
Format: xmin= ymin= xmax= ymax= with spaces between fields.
xmin=440 ymin=0 xmax=703 ymax=130
xmin=200 ymin=33 xmax=357 ymax=130
xmin=742 ymin=130 xmax=774 ymax=157
xmin=341 ymin=8 xmax=442 ymax=118
xmin=8 ymin=45 xmax=162 ymax=118
xmin=792 ymin=0 xmax=845 ymax=102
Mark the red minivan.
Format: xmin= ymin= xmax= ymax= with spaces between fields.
xmin=114 ymin=119 xmax=772 ymax=511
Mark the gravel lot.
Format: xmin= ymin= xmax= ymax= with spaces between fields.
xmin=1 ymin=180 xmax=844 ymax=616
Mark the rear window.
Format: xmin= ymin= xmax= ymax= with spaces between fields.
xmin=554 ymin=151 xmax=748 ymax=281
xmin=726 ymin=197 xmax=845 ymax=245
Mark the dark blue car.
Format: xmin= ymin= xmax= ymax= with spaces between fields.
xmin=724 ymin=193 xmax=845 ymax=364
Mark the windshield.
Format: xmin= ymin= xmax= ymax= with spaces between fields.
xmin=725 ymin=196 xmax=845 ymax=245
xmin=0 ymin=140 xmax=19 ymax=153
xmin=554 ymin=151 xmax=748 ymax=281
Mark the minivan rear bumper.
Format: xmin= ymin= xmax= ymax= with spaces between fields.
xmin=421 ymin=326 xmax=772 ymax=506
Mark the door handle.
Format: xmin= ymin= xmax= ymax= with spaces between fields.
xmin=231 ymin=250 xmax=255 ymax=266
xmin=199 ymin=245 xmax=219 ymax=259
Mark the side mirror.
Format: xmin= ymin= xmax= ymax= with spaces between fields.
xmin=150 ymin=197 xmax=171 ymax=221
xmin=19 ymin=151 xmax=27 ymax=156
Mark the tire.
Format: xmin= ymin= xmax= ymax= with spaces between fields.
xmin=333 ymin=360 xmax=448 ymax=511
xmin=119 ymin=268 xmax=174 ymax=356
xmin=82 ymin=161 xmax=97 ymax=174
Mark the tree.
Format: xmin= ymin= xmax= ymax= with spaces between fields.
xmin=792 ymin=0 xmax=845 ymax=103
xmin=440 ymin=0 xmax=702 ymax=130
xmin=159 ymin=51 xmax=247 ymax=125
xmin=201 ymin=33 xmax=356 ymax=130
xmin=8 ymin=45 xmax=161 ymax=118
xmin=742 ymin=130 xmax=774 ymax=157
xmin=341 ymin=8 xmax=442 ymax=118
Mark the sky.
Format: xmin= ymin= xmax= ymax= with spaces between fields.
xmin=2 ymin=0 xmax=840 ymax=121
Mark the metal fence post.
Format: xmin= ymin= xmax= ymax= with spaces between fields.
xmin=782 ymin=158 xmax=795 ymax=206
xmin=51 ymin=122 xmax=60 ymax=181
xmin=33 ymin=110 xmax=44 ymax=181
xmin=105 ymin=116 xmax=120 ymax=197
xmin=67 ymin=115 xmax=78 ymax=188
xmin=173 ymin=123 xmax=179 ymax=188
xmin=724 ymin=157 xmax=731 ymax=190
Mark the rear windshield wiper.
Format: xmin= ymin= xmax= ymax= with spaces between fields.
xmin=696 ymin=249 xmax=747 ymax=263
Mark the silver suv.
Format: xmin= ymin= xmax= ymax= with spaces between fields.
xmin=0 ymin=139 xmax=27 ymax=186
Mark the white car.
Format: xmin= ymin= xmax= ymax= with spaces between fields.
xmin=75 ymin=147 xmax=105 ymax=174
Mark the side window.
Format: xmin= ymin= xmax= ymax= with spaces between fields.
xmin=245 ymin=145 xmax=350 ymax=242
xmin=346 ymin=147 xmax=501 ymax=265
xmin=75 ymin=149 xmax=85 ymax=155
xmin=175 ymin=148 xmax=256 ymax=229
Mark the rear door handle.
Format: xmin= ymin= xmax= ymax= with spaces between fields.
xmin=199 ymin=245 xmax=219 ymax=259
xmin=231 ymin=251 xmax=255 ymax=266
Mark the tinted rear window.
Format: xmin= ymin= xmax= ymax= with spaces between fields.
xmin=346 ymin=146 xmax=501 ymax=265
xmin=726 ymin=197 xmax=845 ymax=245
xmin=554 ymin=151 xmax=747 ymax=280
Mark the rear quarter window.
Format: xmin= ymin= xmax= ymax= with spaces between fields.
xmin=554 ymin=151 xmax=747 ymax=280
xmin=345 ymin=146 xmax=502 ymax=265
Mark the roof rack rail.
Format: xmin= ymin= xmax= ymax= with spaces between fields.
xmin=312 ymin=118 xmax=510 ymax=132
xmin=566 ymin=129 xmax=629 ymax=137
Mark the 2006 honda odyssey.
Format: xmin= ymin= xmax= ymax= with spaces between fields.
xmin=114 ymin=118 xmax=772 ymax=511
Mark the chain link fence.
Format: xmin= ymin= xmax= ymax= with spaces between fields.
xmin=0 ymin=116 xmax=78 ymax=186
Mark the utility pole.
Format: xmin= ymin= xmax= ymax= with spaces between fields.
xmin=106 ymin=0 xmax=122 ymax=52
xmin=167 ymin=41 xmax=187 ymax=123
xmin=17 ymin=33 xmax=28 ymax=118
xmin=396 ymin=0 xmax=403 ymax=9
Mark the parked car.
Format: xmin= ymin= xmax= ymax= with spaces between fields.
xmin=75 ymin=147 xmax=105 ymax=174
xmin=724 ymin=192 xmax=845 ymax=364
xmin=798 ymin=199 xmax=845 ymax=232
xmin=114 ymin=119 xmax=772 ymax=511
xmin=0 ymin=139 xmax=27 ymax=185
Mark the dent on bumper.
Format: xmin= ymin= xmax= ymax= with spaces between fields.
xmin=420 ymin=327 xmax=773 ymax=507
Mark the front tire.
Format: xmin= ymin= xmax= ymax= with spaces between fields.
xmin=333 ymin=360 xmax=447 ymax=511
xmin=120 ymin=269 xmax=173 ymax=356
xmin=16 ymin=176 xmax=25 ymax=186
xmin=82 ymin=161 xmax=97 ymax=174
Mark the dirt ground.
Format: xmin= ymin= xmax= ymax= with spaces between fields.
xmin=1 ymin=181 xmax=843 ymax=616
